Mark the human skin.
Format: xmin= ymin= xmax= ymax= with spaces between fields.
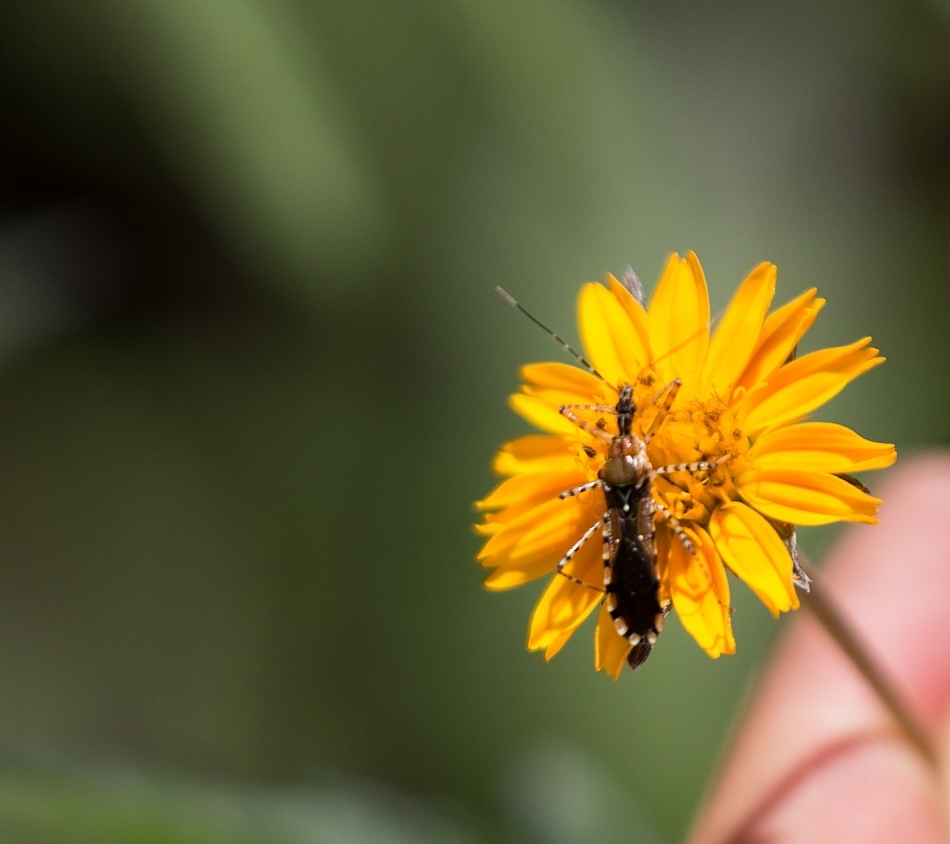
xmin=689 ymin=454 xmax=950 ymax=844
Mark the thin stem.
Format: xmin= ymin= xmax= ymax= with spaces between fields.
xmin=798 ymin=555 xmax=939 ymax=769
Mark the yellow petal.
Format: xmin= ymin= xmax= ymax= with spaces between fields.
xmin=735 ymin=289 xmax=825 ymax=394
xmin=702 ymin=262 xmax=775 ymax=399
xmin=595 ymin=602 xmax=632 ymax=680
xmin=509 ymin=393 xmax=579 ymax=436
xmin=740 ymin=339 xmax=884 ymax=436
xmin=483 ymin=554 xmax=560 ymax=589
xmin=520 ymin=362 xmax=608 ymax=402
xmin=737 ymin=467 xmax=884 ymax=525
xmin=520 ymin=385 xmax=607 ymax=415
xmin=480 ymin=493 xmax=603 ymax=588
xmin=476 ymin=467 xmax=589 ymax=532
xmin=667 ymin=526 xmax=735 ymax=658
xmin=542 ymin=629 xmax=575 ymax=660
xmin=607 ymin=274 xmax=651 ymax=367
xmin=478 ymin=463 xmax=585 ymax=510
xmin=709 ymin=502 xmax=799 ymax=617
xmin=493 ymin=435 xmax=575 ymax=475
xmin=648 ymin=252 xmax=710 ymax=390
xmin=747 ymin=422 xmax=897 ymax=474
xmin=529 ymin=541 xmax=602 ymax=653
xmin=578 ymin=282 xmax=647 ymax=386
xmin=478 ymin=492 xmax=588 ymax=562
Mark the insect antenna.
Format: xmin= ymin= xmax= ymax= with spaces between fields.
xmin=495 ymin=286 xmax=606 ymax=381
xmin=497 ymin=281 xmax=730 ymax=395
xmin=641 ymin=305 xmax=728 ymax=379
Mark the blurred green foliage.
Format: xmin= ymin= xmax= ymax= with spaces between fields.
xmin=0 ymin=0 xmax=948 ymax=841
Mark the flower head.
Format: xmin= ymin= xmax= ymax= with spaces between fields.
xmin=476 ymin=253 xmax=895 ymax=678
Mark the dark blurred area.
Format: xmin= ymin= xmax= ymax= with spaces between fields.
xmin=0 ymin=1 xmax=946 ymax=841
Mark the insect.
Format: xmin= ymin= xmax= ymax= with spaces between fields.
xmin=496 ymin=279 xmax=731 ymax=669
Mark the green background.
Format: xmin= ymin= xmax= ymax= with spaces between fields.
xmin=0 ymin=1 xmax=945 ymax=841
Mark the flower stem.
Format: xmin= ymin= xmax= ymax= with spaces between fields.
xmin=798 ymin=555 xmax=939 ymax=769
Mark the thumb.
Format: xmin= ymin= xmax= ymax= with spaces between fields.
xmin=691 ymin=454 xmax=950 ymax=844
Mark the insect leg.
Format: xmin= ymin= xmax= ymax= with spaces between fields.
xmin=643 ymin=378 xmax=681 ymax=441
xmin=653 ymin=502 xmax=732 ymax=611
xmin=558 ymin=480 xmax=602 ymax=499
xmin=559 ymin=407 xmax=614 ymax=443
xmin=559 ymin=403 xmax=619 ymax=415
xmin=652 ymin=500 xmax=696 ymax=555
xmin=555 ymin=515 xmax=608 ymax=592
xmin=653 ymin=453 xmax=735 ymax=478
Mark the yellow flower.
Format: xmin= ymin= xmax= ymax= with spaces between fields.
xmin=476 ymin=252 xmax=895 ymax=678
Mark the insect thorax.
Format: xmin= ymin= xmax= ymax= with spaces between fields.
xmin=599 ymin=433 xmax=650 ymax=489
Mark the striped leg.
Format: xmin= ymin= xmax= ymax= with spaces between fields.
xmin=653 ymin=453 xmax=735 ymax=479
xmin=652 ymin=500 xmax=695 ymax=555
xmin=558 ymin=480 xmax=602 ymax=500
xmin=559 ymin=403 xmax=618 ymax=415
xmin=654 ymin=502 xmax=731 ymax=610
xmin=559 ymin=407 xmax=614 ymax=443
xmin=644 ymin=378 xmax=681 ymax=441
xmin=555 ymin=515 xmax=607 ymax=592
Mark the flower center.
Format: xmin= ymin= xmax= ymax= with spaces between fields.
xmin=634 ymin=385 xmax=750 ymax=527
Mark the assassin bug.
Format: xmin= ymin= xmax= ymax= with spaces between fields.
xmin=496 ymin=276 xmax=733 ymax=669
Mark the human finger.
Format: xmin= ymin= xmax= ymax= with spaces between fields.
xmin=690 ymin=453 xmax=950 ymax=844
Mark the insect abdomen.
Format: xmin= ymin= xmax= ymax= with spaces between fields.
xmin=604 ymin=488 xmax=663 ymax=670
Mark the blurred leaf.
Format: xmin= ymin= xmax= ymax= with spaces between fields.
xmin=0 ymin=765 xmax=485 ymax=844
xmin=499 ymin=741 xmax=667 ymax=844
xmin=78 ymin=0 xmax=387 ymax=294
